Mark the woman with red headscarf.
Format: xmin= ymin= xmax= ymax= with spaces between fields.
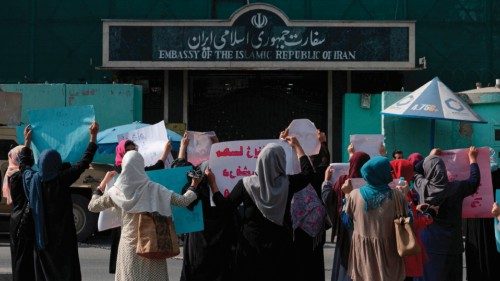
xmin=391 ymin=159 xmax=429 ymax=280
xmin=322 ymin=149 xmax=370 ymax=281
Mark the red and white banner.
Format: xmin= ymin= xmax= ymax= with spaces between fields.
xmin=209 ymin=140 xmax=299 ymax=197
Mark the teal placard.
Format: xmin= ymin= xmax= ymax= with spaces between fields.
xmin=28 ymin=105 xmax=95 ymax=163
xmin=495 ymin=190 xmax=500 ymax=253
xmin=147 ymin=166 xmax=204 ymax=234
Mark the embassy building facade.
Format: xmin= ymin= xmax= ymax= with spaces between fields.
xmin=1 ymin=1 xmax=498 ymax=160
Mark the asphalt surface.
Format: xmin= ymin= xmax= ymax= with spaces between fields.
xmin=0 ymin=230 xmax=335 ymax=281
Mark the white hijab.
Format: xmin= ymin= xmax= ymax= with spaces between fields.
xmin=242 ymin=143 xmax=290 ymax=226
xmin=108 ymin=151 xmax=173 ymax=216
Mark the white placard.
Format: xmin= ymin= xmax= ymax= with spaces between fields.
xmin=329 ymin=163 xmax=350 ymax=185
xmin=187 ymin=131 xmax=216 ymax=166
xmin=117 ymin=121 xmax=173 ymax=167
xmin=287 ymin=119 xmax=321 ymax=156
xmin=97 ymin=176 xmax=122 ymax=231
xmin=209 ymin=140 xmax=300 ymax=197
xmin=350 ymin=134 xmax=384 ymax=158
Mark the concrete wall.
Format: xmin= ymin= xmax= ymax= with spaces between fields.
xmin=342 ymin=91 xmax=499 ymax=162
xmin=0 ymin=83 xmax=142 ymax=130
xmin=342 ymin=93 xmax=381 ymax=162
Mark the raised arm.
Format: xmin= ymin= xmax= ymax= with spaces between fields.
xmin=177 ymin=132 xmax=189 ymax=160
xmin=206 ymin=169 xmax=244 ymax=210
xmin=170 ymin=175 xmax=200 ymax=207
xmin=285 ymin=136 xmax=314 ymax=193
xmin=458 ymin=146 xmax=481 ymax=198
xmin=88 ymin=171 xmax=117 ymax=212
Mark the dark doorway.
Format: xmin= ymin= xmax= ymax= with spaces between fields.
xmin=188 ymin=71 xmax=327 ymax=142
xmin=114 ymin=70 xmax=164 ymax=124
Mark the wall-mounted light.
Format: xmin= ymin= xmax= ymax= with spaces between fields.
xmin=360 ymin=93 xmax=371 ymax=109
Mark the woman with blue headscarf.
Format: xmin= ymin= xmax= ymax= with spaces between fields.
xmin=343 ymin=156 xmax=405 ymax=281
xmin=21 ymin=122 xmax=99 ymax=281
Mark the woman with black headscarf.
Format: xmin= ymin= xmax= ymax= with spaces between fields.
xmin=207 ymin=137 xmax=313 ymax=281
xmin=21 ymin=122 xmax=99 ymax=281
xmin=413 ymin=146 xmax=480 ymax=281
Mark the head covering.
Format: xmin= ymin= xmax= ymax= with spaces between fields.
xmin=115 ymin=140 xmax=128 ymax=167
xmin=2 ymin=145 xmax=24 ymax=205
xmin=359 ymin=156 xmax=393 ymax=211
xmin=414 ymin=155 xmax=450 ymax=205
xmin=242 ymin=143 xmax=290 ymax=226
xmin=108 ymin=151 xmax=173 ymax=216
xmin=390 ymin=159 xmax=415 ymax=182
xmin=23 ymin=149 xmax=62 ymax=250
xmin=407 ymin=153 xmax=424 ymax=167
xmin=39 ymin=150 xmax=62 ymax=181
xmin=333 ymin=152 xmax=370 ymax=213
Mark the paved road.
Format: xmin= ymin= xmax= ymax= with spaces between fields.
xmin=0 ymin=231 xmax=335 ymax=281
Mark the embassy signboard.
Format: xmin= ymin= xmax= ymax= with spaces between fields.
xmin=102 ymin=3 xmax=415 ymax=70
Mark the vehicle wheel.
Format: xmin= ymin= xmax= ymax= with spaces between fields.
xmin=72 ymin=194 xmax=97 ymax=242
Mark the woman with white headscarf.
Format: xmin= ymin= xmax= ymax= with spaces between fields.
xmin=207 ymin=136 xmax=313 ymax=281
xmin=88 ymin=150 xmax=200 ymax=281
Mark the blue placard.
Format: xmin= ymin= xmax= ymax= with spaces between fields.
xmin=147 ymin=166 xmax=204 ymax=234
xmin=28 ymin=105 xmax=95 ymax=163
xmin=495 ymin=190 xmax=500 ymax=253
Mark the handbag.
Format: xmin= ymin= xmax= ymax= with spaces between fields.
xmin=136 ymin=212 xmax=180 ymax=259
xmin=16 ymin=200 xmax=35 ymax=240
xmin=393 ymin=190 xmax=421 ymax=257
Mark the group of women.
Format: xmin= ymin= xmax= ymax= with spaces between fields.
xmin=5 ymin=122 xmax=99 ymax=280
xmin=3 ymin=121 xmax=500 ymax=281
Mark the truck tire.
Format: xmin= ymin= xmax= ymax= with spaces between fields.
xmin=72 ymin=194 xmax=97 ymax=242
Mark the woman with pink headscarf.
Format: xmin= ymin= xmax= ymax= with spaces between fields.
xmin=5 ymin=126 xmax=35 ymax=281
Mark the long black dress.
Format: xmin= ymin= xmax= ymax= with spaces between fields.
xmin=8 ymin=151 xmax=35 ymax=281
xmin=463 ymin=169 xmax=500 ymax=281
xmin=291 ymin=142 xmax=330 ymax=281
xmin=180 ymin=178 xmax=239 ymax=281
xmin=108 ymin=160 xmax=165 ymax=273
xmin=21 ymin=142 xmax=97 ymax=281
xmin=213 ymin=155 xmax=313 ymax=281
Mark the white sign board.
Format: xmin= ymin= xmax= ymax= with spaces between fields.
xmin=329 ymin=163 xmax=350 ymax=185
xmin=117 ymin=121 xmax=173 ymax=167
xmin=187 ymin=131 xmax=215 ymax=166
xmin=287 ymin=119 xmax=321 ymax=156
xmin=97 ymin=176 xmax=121 ymax=231
xmin=350 ymin=134 xmax=384 ymax=158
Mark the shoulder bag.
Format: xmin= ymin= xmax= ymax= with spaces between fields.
xmin=136 ymin=212 xmax=180 ymax=259
xmin=393 ymin=190 xmax=421 ymax=257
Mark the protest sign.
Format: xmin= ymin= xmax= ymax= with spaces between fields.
xmin=440 ymin=147 xmax=494 ymax=218
xmin=350 ymin=134 xmax=384 ymax=158
xmin=209 ymin=140 xmax=298 ymax=197
xmin=187 ymin=131 xmax=216 ymax=166
xmin=329 ymin=163 xmax=350 ymax=185
xmin=117 ymin=121 xmax=173 ymax=167
xmin=495 ymin=190 xmax=500 ymax=253
xmin=287 ymin=119 xmax=320 ymax=156
xmin=147 ymin=166 xmax=204 ymax=234
xmin=97 ymin=175 xmax=121 ymax=231
xmin=28 ymin=105 xmax=95 ymax=163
